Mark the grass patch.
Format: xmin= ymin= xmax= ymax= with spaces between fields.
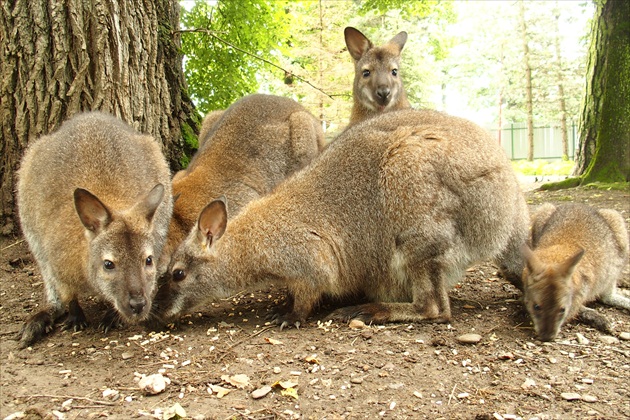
xmin=512 ymin=159 xmax=575 ymax=176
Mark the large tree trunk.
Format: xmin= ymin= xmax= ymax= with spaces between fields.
xmin=0 ymin=0 xmax=198 ymax=236
xmin=518 ymin=1 xmax=534 ymax=162
xmin=573 ymin=0 xmax=629 ymax=182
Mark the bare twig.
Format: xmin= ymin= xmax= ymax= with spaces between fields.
xmin=447 ymin=383 xmax=458 ymax=405
xmin=1 ymin=239 xmax=25 ymax=252
xmin=21 ymin=394 xmax=116 ymax=406
xmin=175 ymin=28 xmax=335 ymax=100
xmin=216 ymin=325 xmax=275 ymax=363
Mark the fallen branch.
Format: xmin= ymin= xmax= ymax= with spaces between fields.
xmin=21 ymin=394 xmax=116 ymax=406
xmin=1 ymin=239 xmax=25 ymax=252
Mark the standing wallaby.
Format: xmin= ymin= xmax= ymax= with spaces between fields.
xmin=156 ymin=94 xmax=324 ymax=277
xmin=16 ymin=112 xmax=173 ymax=348
xmin=156 ymin=109 xmax=529 ymax=328
xmin=520 ymin=203 xmax=630 ymax=342
xmin=345 ymin=27 xmax=411 ymax=127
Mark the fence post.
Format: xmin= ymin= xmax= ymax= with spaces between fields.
xmin=510 ymin=123 xmax=515 ymax=160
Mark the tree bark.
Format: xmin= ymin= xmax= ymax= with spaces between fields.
xmin=0 ymin=0 xmax=198 ymax=236
xmin=573 ymin=0 xmax=629 ymax=182
xmin=518 ymin=1 xmax=534 ymax=162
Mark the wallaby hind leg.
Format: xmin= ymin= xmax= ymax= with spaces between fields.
xmin=329 ymin=257 xmax=453 ymax=324
xmin=576 ymin=306 xmax=612 ymax=334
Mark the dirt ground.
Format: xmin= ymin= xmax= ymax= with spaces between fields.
xmin=1 ymin=185 xmax=629 ymax=420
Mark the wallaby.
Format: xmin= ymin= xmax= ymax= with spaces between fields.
xmin=344 ymin=26 xmax=411 ymax=127
xmin=16 ymin=112 xmax=173 ymax=348
xmin=520 ymin=203 xmax=630 ymax=342
xmin=155 ymin=94 xmax=324 ymax=277
xmin=156 ymin=109 xmax=529 ymax=328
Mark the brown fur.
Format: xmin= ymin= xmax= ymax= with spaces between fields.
xmin=157 ymin=109 xmax=529 ymax=328
xmin=521 ymin=203 xmax=630 ymax=341
xmin=156 ymin=94 xmax=324 ymax=275
xmin=16 ymin=112 xmax=173 ymax=348
xmin=344 ymin=27 xmax=411 ymax=127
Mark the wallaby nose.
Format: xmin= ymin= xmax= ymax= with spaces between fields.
xmin=377 ymin=87 xmax=391 ymax=101
xmin=129 ymin=296 xmax=146 ymax=315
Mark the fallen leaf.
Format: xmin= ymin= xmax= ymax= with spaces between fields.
xmin=221 ymin=374 xmax=250 ymax=389
xmin=281 ymin=387 xmax=299 ymax=399
xmin=264 ymin=337 xmax=283 ymax=345
xmin=208 ymin=384 xmax=231 ymax=398
xmin=273 ymin=379 xmax=298 ymax=389
xmin=162 ymin=403 xmax=187 ymax=420
xmin=304 ymin=355 xmax=320 ymax=364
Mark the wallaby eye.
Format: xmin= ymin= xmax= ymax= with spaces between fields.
xmin=145 ymin=256 xmax=153 ymax=266
xmin=103 ymin=260 xmax=115 ymax=270
xmin=558 ymin=307 xmax=565 ymax=314
xmin=391 ymin=68 xmax=398 ymax=76
xmin=533 ymin=304 xmax=541 ymax=311
xmin=362 ymin=69 xmax=370 ymax=78
xmin=172 ymin=269 xmax=187 ymax=282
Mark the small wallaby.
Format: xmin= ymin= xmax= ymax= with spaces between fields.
xmin=520 ymin=203 xmax=630 ymax=342
xmin=16 ymin=112 xmax=173 ymax=348
xmin=344 ymin=27 xmax=411 ymax=127
xmin=156 ymin=94 xmax=324 ymax=277
xmin=157 ymin=109 xmax=529 ymax=328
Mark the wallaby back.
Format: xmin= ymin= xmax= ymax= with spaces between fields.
xmin=158 ymin=108 xmax=528 ymax=327
xmin=521 ymin=203 xmax=630 ymax=341
xmin=345 ymin=27 xmax=411 ymax=127
xmin=16 ymin=112 xmax=173 ymax=348
xmin=157 ymin=94 xmax=324 ymax=274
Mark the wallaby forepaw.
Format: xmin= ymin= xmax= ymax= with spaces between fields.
xmin=273 ymin=313 xmax=303 ymax=330
xmin=61 ymin=312 xmax=88 ymax=332
xmin=99 ymin=309 xmax=123 ymax=333
xmin=18 ymin=311 xmax=54 ymax=349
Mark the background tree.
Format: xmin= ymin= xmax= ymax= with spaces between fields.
xmin=518 ymin=1 xmax=535 ymax=161
xmin=572 ymin=0 xmax=629 ymax=183
xmin=0 ymin=0 xmax=198 ymax=236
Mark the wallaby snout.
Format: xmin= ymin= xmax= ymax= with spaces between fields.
xmin=16 ymin=112 xmax=173 ymax=348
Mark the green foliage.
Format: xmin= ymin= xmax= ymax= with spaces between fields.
xmin=511 ymin=159 xmax=575 ymax=176
xmin=180 ymin=1 xmax=291 ymax=114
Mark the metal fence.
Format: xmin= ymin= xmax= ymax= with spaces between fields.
xmin=487 ymin=122 xmax=579 ymax=160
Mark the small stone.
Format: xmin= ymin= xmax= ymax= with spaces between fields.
xmin=618 ymin=332 xmax=630 ymax=341
xmin=349 ymin=319 xmax=366 ymax=329
xmin=273 ymin=367 xmax=281 ymax=374
xmin=561 ymin=392 xmax=582 ymax=401
xmin=498 ymin=352 xmax=514 ymax=360
xmin=521 ymin=378 xmax=536 ymax=389
xmin=581 ymin=378 xmax=594 ymax=384
xmin=575 ymin=333 xmax=589 ymax=345
xmin=350 ymin=377 xmax=363 ymax=384
xmin=582 ymin=395 xmax=598 ymax=403
xmin=457 ymin=333 xmax=482 ymax=344
xmin=121 ymin=352 xmax=133 ymax=360
xmin=138 ymin=373 xmax=169 ymax=395
xmin=413 ymin=391 xmax=423 ymax=398
xmin=457 ymin=392 xmax=470 ymax=399
xmin=251 ymin=385 xmax=272 ymax=399
xmin=599 ymin=335 xmax=619 ymax=345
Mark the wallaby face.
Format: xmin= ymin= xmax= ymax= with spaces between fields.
xmin=155 ymin=109 xmax=529 ymax=329
xmin=75 ymin=185 xmax=164 ymax=320
xmin=521 ymin=244 xmax=583 ymax=342
xmin=345 ymin=27 xmax=410 ymax=126
xmin=521 ymin=203 xmax=630 ymax=342
xmin=16 ymin=112 xmax=172 ymax=348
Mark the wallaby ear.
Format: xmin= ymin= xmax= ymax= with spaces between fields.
xmin=344 ymin=27 xmax=373 ymax=61
xmin=196 ymin=196 xmax=228 ymax=249
xmin=556 ymin=248 xmax=584 ymax=278
xmin=520 ymin=243 xmax=544 ymax=280
xmin=173 ymin=192 xmax=181 ymax=204
xmin=74 ymin=188 xmax=112 ymax=234
xmin=135 ymin=184 xmax=165 ymax=223
xmin=388 ymin=31 xmax=408 ymax=54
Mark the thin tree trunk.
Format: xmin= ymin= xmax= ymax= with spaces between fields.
xmin=573 ymin=0 xmax=629 ymax=182
xmin=519 ymin=1 xmax=534 ymax=162
xmin=553 ymin=5 xmax=569 ymax=161
xmin=0 ymin=0 xmax=197 ymax=236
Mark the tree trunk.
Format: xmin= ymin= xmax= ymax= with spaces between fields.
xmin=518 ymin=1 xmax=534 ymax=162
xmin=573 ymin=0 xmax=629 ymax=182
xmin=553 ymin=5 xmax=569 ymax=161
xmin=0 ymin=0 xmax=198 ymax=236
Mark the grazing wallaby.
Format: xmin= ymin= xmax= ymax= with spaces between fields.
xmin=157 ymin=108 xmax=529 ymax=328
xmin=156 ymin=94 xmax=324 ymax=276
xmin=520 ymin=203 xmax=630 ymax=342
xmin=16 ymin=112 xmax=173 ymax=348
xmin=344 ymin=26 xmax=411 ymax=127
